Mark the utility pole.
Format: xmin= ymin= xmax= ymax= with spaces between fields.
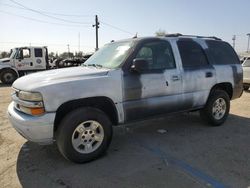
xmin=78 ymin=32 xmax=80 ymax=53
xmin=67 ymin=44 xmax=70 ymax=58
xmin=92 ymin=15 xmax=99 ymax=51
xmin=247 ymin=33 xmax=250 ymax=53
xmin=232 ymin=35 xmax=236 ymax=49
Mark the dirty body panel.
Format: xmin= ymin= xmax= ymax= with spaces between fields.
xmin=121 ymin=37 xmax=243 ymax=123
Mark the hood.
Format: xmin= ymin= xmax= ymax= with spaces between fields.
xmin=0 ymin=58 xmax=10 ymax=63
xmin=13 ymin=66 xmax=110 ymax=91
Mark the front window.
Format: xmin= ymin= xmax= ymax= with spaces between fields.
xmin=22 ymin=48 xmax=31 ymax=58
xmin=135 ymin=41 xmax=176 ymax=70
xmin=84 ymin=41 xmax=134 ymax=69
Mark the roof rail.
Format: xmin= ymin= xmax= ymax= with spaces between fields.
xmin=165 ymin=33 xmax=222 ymax=40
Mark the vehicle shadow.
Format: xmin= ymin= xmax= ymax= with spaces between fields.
xmin=16 ymin=113 xmax=250 ymax=188
xmin=244 ymin=89 xmax=250 ymax=93
xmin=0 ymin=83 xmax=11 ymax=88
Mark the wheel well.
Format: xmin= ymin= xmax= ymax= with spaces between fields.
xmin=54 ymin=97 xmax=118 ymax=132
xmin=210 ymin=83 xmax=233 ymax=99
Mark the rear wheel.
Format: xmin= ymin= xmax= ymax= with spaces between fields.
xmin=0 ymin=69 xmax=17 ymax=84
xmin=56 ymin=107 xmax=113 ymax=163
xmin=200 ymin=90 xmax=230 ymax=126
xmin=243 ymin=86 xmax=249 ymax=91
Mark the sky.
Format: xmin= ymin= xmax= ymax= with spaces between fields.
xmin=0 ymin=0 xmax=249 ymax=54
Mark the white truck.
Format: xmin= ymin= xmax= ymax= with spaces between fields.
xmin=0 ymin=46 xmax=49 ymax=84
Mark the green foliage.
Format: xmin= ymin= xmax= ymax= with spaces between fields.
xmin=155 ymin=29 xmax=167 ymax=37
xmin=0 ymin=51 xmax=10 ymax=58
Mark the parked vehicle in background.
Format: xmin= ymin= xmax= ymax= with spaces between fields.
xmin=242 ymin=59 xmax=250 ymax=90
xmin=240 ymin=56 xmax=250 ymax=64
xmin=0 ymin=47 xmax=93 ymax=84
xmin=0 ymin=46 xmax=49 ymax=84
xmin=8 ymin=34 xmax=243 ymax=163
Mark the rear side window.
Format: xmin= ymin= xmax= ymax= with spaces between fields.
xmin=206 ymin=40 xmax=239 ymax=65
xmin=35 ymin=48 xmax=43 ymax=57
xmin=177 ymin=40 xmax=208 ymax=69
xmin=243 ymin=60 xmax=250 ymax=67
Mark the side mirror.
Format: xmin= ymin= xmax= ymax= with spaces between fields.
xmin=131 ymin=58 xmax=149 ymax=72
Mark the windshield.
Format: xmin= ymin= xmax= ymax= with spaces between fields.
xmin=9 ymin=48 xmax=18 ymax=59
xmin=84 ymin=41 xmax=133 ymax=69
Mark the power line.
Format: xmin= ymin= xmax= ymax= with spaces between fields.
xmin=0 ymin=41 xmax=94 ymax=47
xmin=100 ymin=21 xmax=134 ymax=35
xmin=9 ymin=0 xmax=92 ymax=25
xmin=0 ymin=2 xmax=93 ymax=17
xmin=0 ymin=10 xmax=91 ymax=27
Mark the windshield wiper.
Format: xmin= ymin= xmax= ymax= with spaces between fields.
xmin=87 ymin=64 xmax=103 ymax=68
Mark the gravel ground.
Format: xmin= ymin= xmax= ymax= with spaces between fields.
xmin=0 ymin=85 xmax=250 ymax=188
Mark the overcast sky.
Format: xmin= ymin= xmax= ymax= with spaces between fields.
xmin=0 ymin=0 xmax=249 ymax=53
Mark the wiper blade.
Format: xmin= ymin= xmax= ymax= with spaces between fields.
xmin=87 ymin=64 xmax=103 ymax=68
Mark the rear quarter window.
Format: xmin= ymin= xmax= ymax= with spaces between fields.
xmin=206 ymin=40 xmax=240 ymax=65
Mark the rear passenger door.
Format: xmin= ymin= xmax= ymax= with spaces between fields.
xmin=176 ymin=39 xmax=216 ymax=109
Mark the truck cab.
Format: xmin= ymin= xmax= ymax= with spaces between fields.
xmin=0 ymin=46 xmax=48 ymax=84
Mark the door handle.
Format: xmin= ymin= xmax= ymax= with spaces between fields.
xmin=206 ymin=72 xmax=213 ymax=78
xmin=172 ymin=75 xmax=180 ymax=81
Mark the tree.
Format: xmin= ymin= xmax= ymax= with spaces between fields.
xmin=48 ymin=52 xmax=55 ymax=59
xmin=59 ymin=52 xmax=74 ymax=59
xmin=75 ymin=51 xmax=84 ymax=58
xmin=155 ymin=29 xmax=167 ymax=37
xmin=0 ymin=51 xmax=9 ymax=58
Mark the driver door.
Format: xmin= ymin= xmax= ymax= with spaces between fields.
xmin=15 ymin=48 xmax=34 ymax=70
xmin=122 ymin=39 xmax=183 ymax=122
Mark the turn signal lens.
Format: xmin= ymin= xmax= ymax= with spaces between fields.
xmin=19 ymin=105 xmax=45 ymax=116
xmin=30 ymin=108 xmax=45 ymax=115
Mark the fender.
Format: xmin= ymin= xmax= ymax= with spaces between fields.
xmin=0 ymin=63 xmax=19 ymax=77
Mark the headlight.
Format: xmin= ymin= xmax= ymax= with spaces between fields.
xmin=12 ymin=89 xmax=45 ymax=116
xmin=18 ymin=91 xmax=43 ymax=102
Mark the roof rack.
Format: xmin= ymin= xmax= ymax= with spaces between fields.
xmin=165 ymin=33 xmax=222 ymax=41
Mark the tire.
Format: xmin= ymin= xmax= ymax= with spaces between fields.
xmin=200 ymin=90 xmax=230 ymax=126
xmin=0 ymin=69 xmax=17 ymax=84
xmin=243 ymin=86 xmax=249 ymax=91
xmin=56 ymin=107 xmax=113 ymax=163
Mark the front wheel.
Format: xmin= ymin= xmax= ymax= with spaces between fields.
xmin=56 ymin=107 xmax=113 ymax=163
xmin=200 ymin=90 xmax=230 ymax=126
xmin=0 ymin=69 xmax=17 ymax=84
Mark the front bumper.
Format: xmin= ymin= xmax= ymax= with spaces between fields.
xmin=8 ymin=102 xmax=55 ymax=145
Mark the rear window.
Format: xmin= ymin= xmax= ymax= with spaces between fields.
xmin=206 ymin=40 xmax=239 ymax=65
xmin=35 ymin=48 xmax=43 ymax=57
xmin=177 ymin=40 xmax=208 ymax=68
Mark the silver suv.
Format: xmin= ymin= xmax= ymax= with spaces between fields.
xmin=242 ymin=59 xmax=250 ymax=90
xmin=8 ymin=34 xmax=243 ymax=163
